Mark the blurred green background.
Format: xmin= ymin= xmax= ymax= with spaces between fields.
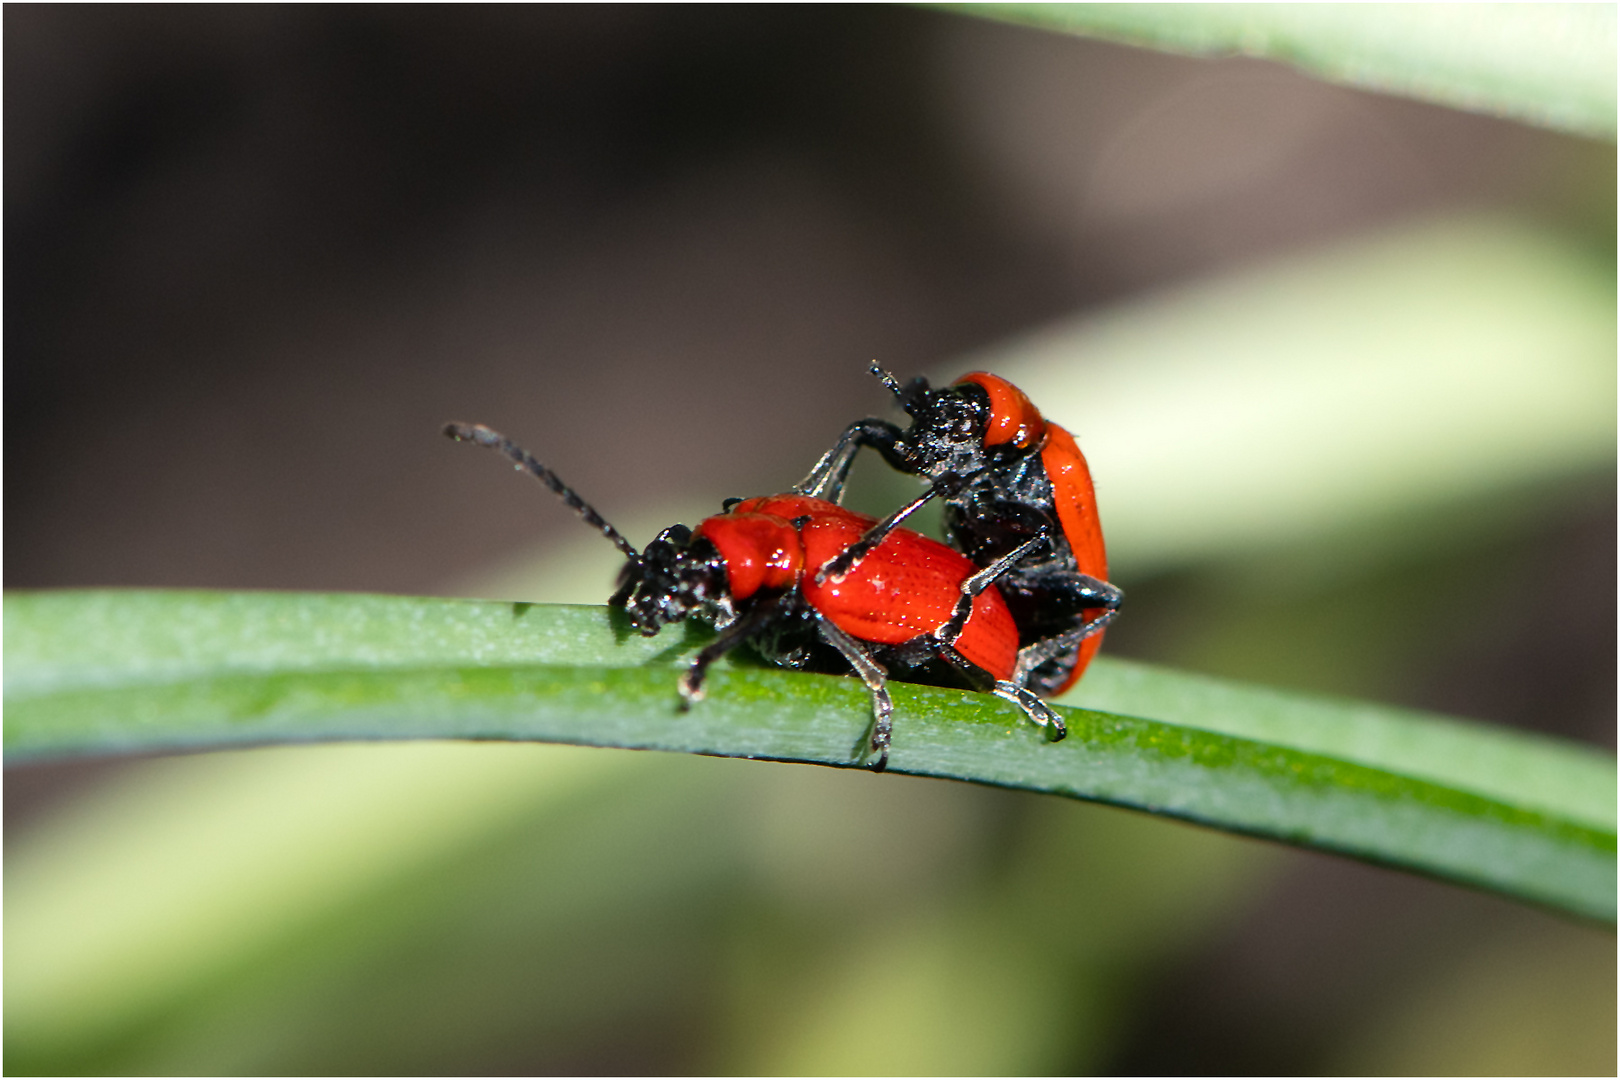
xmin=6 ymin=6 xmax=1614 ymax=1074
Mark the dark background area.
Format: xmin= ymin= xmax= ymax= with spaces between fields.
xmin=6 ymin=6 xmax=1614 ymax=1074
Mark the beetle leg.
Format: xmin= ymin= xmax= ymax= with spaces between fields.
xmin=814 ymin=486 xmax=939 ymax=584
xmin=880 ymin=528 xmax=1049 ymax=694
xmin=956 ymin=534 xmax=1049 ymax=598
xmin=925 ymin=533 xmax=1073 ymax=743
xmin=991 ymin=681 xmax=1067 ymax=741
xmin=923 ymin=640 xmax=1066 ymax=742
xmin=795 ymin=418 xmax=906 ymax=503
xmin=926 ymin=532 xmax=1048 ymax=646
xmin=1010 ymin=606 xmax=1120 ymax=687
xmin=848 ymin=530 xmax=1047 ymax=681
xmin=1001 ymin=570 xmax=1122 ymax=680
xmin=815 ymin=613 xmax=895 ymax=772
xmin=1047 ymin=573 xmax=1124 ymax=612
xmin=678 ymin=594 xmax=792 ymax=704
xmin=795 ymin=363 xmax=921 ymax=502
xmin=816 ymin=472 xmax=977 ymax=586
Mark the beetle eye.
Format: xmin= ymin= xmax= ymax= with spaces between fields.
xmin=654 ymin=523 xmax=692 ymax=546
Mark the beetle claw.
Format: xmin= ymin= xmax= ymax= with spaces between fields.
xmin=678 ymin=667 xmax=706 ymax=705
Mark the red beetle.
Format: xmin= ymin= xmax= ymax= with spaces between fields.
xmin=797 ymin=366 xmax=1121 ymax=695
xmin=444 ymin=423 xmax=1064 ymax=770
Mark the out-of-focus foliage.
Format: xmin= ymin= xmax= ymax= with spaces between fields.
xmin=959 ymin=216 xmax=1615 ymax=575
xmin=3 ymin=744 xmax=1275 ymax=1074
xmin=949 ymin=4 xmax=1618 ymax=139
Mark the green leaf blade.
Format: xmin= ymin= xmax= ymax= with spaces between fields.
xmin=1069 ymin=659 xmax=1617 ymax=833
xmin=6 ymin=590 xmax=1615 ymax=922
xmin=944 ymin=3 xmax=1618 ymax=139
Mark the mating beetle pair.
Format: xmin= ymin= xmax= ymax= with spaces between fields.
xmin=445 ymin=365 xmax=1121 ymax=770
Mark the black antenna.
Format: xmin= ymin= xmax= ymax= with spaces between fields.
xmin=443 ymin=422 xmax=640 ymax=561
xmin=869 ymin=362 xmax=905 ymax=399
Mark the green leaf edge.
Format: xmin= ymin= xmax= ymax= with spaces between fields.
xmin=6 ymin=590 xmax=1615 ymax=923
xmin=935 ymin=3 xmax=1618 ymax=141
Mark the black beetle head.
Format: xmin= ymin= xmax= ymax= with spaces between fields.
xmin=613 ymin=524 xmax=732 ymax=635
xmin=879 ymin=371 xmax=997 ymax=479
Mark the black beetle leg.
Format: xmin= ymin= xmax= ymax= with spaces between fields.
xmin=816 ymin=613 xmax=895 ymax=771
xmin=991 ymin=681 xmax=1067 ymax=741
xmin=816 ymin=472 xmax=977 ymax=586
xmin=678 ymin=594 xmax=791 ymax=704
xmin=1010 ymin=605 xmax=1121 ymax=687
xmin=815 ymin=485 xmax=941 ymax=585
xmin=945 ymin=532 xmax=1047 ymax=625
xmin=921 ymin=639 xmax=1065 ymax=741
xmin=851 ymin=530 xmax=1046 ymax=678
xmin=795 ymin=419 xmax=905 ymax=503
xmin=928 ymin=532 xmax=1049 ymax=646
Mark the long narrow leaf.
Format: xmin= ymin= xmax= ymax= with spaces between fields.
xmin=944 ymin=4 xmax=1617 ymax=140
xmin=5 ymin=590 xmax=1614 ymax=922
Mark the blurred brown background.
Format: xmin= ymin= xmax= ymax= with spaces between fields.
xmin=6 ymin=6 xmax=1614 ymax=1075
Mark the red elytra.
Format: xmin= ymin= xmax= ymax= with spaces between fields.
xmin=706 ymin=494 xmax=1019 ymax=680
xmin=950 ymin=373 xmax=1110 ymax=691
xmin=1032 ymin=422 xmax=1109 ymax=688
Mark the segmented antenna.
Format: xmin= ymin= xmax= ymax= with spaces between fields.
xmin=869 ymin=362 xmax=905 ymax=399
xmin=442 ymin=422 xmax=640 ymax=561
